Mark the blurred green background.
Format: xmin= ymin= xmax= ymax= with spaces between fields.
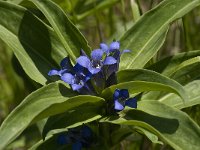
xmin=0 ymin=0 xmax=200 ymax=149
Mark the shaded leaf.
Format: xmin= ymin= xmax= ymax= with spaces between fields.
xmin=0 ymin=1 xmax=68 ymax=85
xmin=0 ymin=82 xmax=105 ymax=149
xmin=101 ymin=100 xmax=200 ymax=150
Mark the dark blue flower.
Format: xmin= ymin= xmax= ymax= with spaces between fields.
xmin=100 ymin=42 xmax=130 ymax=79
xmin=48 ymin=57 xmax=92 ymax=91
xmin=57 ymin=125 xmax=93 ymax=150
xmin=57 ymin=133 xmax=71 ymax=145
xmin=113 ymin=89 xmax=137 ymax=111
xmin=72 ymin=141 xmax=82 ymax=150
xmin=100 ymin=41 xmax=130 ymax=57
xmin=48 ymin=57 xmax=73 ymax=76
xmin=61 ymin=70 xmax=91 ymax=91
xmin=77 ymin=49 xmax=117 ymax=74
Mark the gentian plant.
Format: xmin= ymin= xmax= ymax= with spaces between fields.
xmin=0 ymin=0 xmax=200 ymax=150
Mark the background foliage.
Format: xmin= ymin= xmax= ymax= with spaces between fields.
xmin=0 ymin=0 xmax=200 ymax=149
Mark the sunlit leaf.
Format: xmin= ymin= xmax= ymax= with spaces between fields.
xmin=159 ymin=80 xmax=200 ymax=109
xmin=120 ymin=0 xmax=200 ymax=70
xmin=29 ymin=0 xmax=91 ymax=62
xmin=101 ymin=69 xmax=188 ymax=101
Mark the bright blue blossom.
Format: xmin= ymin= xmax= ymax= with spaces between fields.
xmin=48 ymin=41 xmax=131 ymax=93
xmin=100 ymin=41 xmax=130 ymax=78
xmin=61 ymin=70 xmax=91 ymax=91
xmin=113 ymin=89 xmax=137 ymax=111
xmin=48 ymin=57 xmax=92 ymax=91
xmin=77 ymin=49 xmax=117 ymax=74
xmin=100 ymin=41 xmax=130 ymax=57
xmin=48 ymin=57 xmax=73 ymax=76
xmin=57 ymin=125 xmax=93 ymax=150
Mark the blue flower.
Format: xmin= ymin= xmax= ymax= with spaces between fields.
xmin=100 ymin=41 xmax=130 ymax=57
xmin=48 ymin=57 xmax=92 ymax=91
xmin=61 ymin=68 xmax=91 ymax=91
xmin=48 ymin=57 xmax=73 ymax=76
xmin=57 ymin=125 xmax=93 ymax=150
xmin=113 ymin=89 xmax=137 ymax=111
xmin=76 ymin=49 xmax=117 ymax=74
xmin=100 ymin=42 xmax=130 ymax=78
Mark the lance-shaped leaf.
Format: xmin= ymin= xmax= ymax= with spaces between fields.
xmin=101 ymin=69 xmax=188 ymax=101
xmin=0 ymin=82 xmax=105 ymax=150
xmin=159 ymin=80 xmax=200 ymax=109
xmin=144 ymin=53 xmax=200 ymax=100
xmin=148 ymin=50 xmax=200 ymax=77
xmin=101 ymin=101 xmax=200 ymax=150
xmin=0 ymin=1 xmax=68 ymax=85
xmin=29 ymin=0 xmax=91 ymax=62
xmin=119 ymin=0 xmax=200 ymax=70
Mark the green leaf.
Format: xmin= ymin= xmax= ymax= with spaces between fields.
xmin=159 ymin=80 xmax=200 ymax=109
xmin=110 ymin=126 xmax=133 ymax=145
xmin=119 ymin=0 xmax=200 ymax=70
xmin=144 ymin=51 xmax=200 ymax=100
xmin=101 ymin=69 xmax=188 ymax=101
xmin=0 ymin=1 xmax=68 ymax=85
xmin=29 ymin=0 xmax=91 ymax=62
xmin=148 ymin=50 xmax=200 ymax=77
xmin=0 ymin=82 xmax=105 ymax=150
xmin=101 ymin=101 xmax=200 ymax=150
xmin=169 ymin=57 xmax=200 ymax=84
xmin=134 ymin=126 xmax=163 ymax=145
xmin=76 ymin=0 xmax=120 ymax=20
xmin=41 ymin=104 xmax=103 ymax=139
xmin=29 ymin=135 xmax=67 ymax=150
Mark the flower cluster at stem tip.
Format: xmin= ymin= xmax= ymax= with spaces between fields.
xmin=48 ymin=41 xmax=138 ymax=149
xmin=48 ymin=41 xmax=137 ymax=111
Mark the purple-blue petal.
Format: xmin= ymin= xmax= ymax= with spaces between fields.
xmin=121 ymin=49 xmax=131 ymax=54
xmin=110 ymin=41 xmax=120 ymax=52
xmin=71 ymin=84 xmax=83 ymax=91
xmin=88 ymin=65 xmax=101 ymax=74
xmin=103 ymin=56 xmax=117 ymax=65
xmin=72 ymin=141 xmax=82 ymax=150
xmin=81 ymin=126 xmax=92 ymax=139
xmin=113 ymin=89 xmax=120 ymax=100
xmin=48 ymin=69 xmax=59 ymax=76
xmin=61 ymin=73 xmax=74 ymax=84
xmin=58 ymin=69 xmax=68 ymax=76
xmin=114 ymin=100 xmax=124 ymax=111
xmin=120 ymin=89 xmax=129 ymax=99
xmin=76 ymin=56 xmax=90 ymax=68
xmin=73 ymin=63 xmax=84 ymax=73
xmin=91 ymin=49 xmax=103 ymax=60
xmin=57 ymin=134 xmax=70 ymax=145
xmin=60 ymin=57 xmax=73 ymax=70
xmin=125 ymin=97 xmax=137 ymax=108
xmin=100 ymin=43 xmax=109 ymax=53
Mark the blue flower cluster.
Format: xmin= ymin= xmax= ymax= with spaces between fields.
xmin=50 ymin=41 xmax=137 ymax=149
xmin=48 ymin=41 xmax=129 ymax=94
xmin=57 ymin=125 xmax=93 ymax=150
xmin=49 ymin=41 xmax=137 ymax=111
